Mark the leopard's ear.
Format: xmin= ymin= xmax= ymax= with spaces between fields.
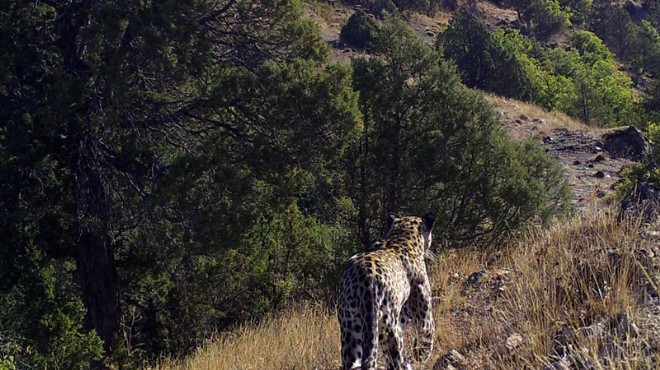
xmin=422 ymin=213 xmax=436 ymax=230
xmin=386 ymin=212 xmax=399 ymax=229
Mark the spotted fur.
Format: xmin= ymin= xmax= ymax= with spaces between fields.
xmin=338 ymin=213 xmax=436 ymax=370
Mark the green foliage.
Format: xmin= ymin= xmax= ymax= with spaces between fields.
xmin=354 ymin=18 xmax=570 ymax=244
xmin=113 ymin=53 xmax=363 ymax=359
xmin=0 ymin=355 xmax=15 ymax=370
xmin=340 ymin=10 xmax=380 ymax=48
xmin=0 ymin=251 xmax=104 ymax=368
xmin=589 ymin=1 xmax=636 ymax=57
xmin=438 ymin=12 xmax=534 ymax=100
xmin=631 ymin=21 xmax=660 ymax=74
xmin=440 ymin=15 xmax=638 ymax=127
xmin=490 ymin=29 xmax=572 ymax=109
xmin=0 ymin=0 xmax=359 ymax=367
xmin=502 ymin=0 xmax=571 ymax=36
xmin=561 ymin=0 xmax=592 ymax=24
xmin=548 ymin=31 xmax=639 ymax=126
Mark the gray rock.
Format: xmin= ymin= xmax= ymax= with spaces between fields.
xmin=609 ymin=311 xmax=639 ymax=338
xmin=433 ymin=349 xmax=467 ymax=370
xmin=602 ymin=125 xmax=647 ymax=161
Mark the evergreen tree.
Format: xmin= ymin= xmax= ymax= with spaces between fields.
xmin=590 ymin=0 xmax=636 ymax=58
xmin=352 ymin=18 xmax=569 ymax=245
xmin=340 ymin=10 xmax=380 ymax=48
xmin=0 ymin=0 xmax=360 ymax=366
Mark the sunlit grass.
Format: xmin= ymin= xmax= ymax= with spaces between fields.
xmin=156 ymin=209 xmax=659 ymax=370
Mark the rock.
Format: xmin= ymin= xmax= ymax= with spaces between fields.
xmin=552 ymin=326 xmax=577 ymax=357
xmin=461 ymin=270 xmax=486 ymax=295
xmin=598 ymin=339 xmax=621 ymax=360
xmin=592 ymin=154 xmax=606 ymax=163
xmin=433 ymin=349 xmax=467 ymax=370
xmin=505 ymin=333 xmax=524 ymax=350
xmin=594 ymin=171 xmax=605 ymax=178
xmin=619 ymin=180 xmax=660 ymax=222
xmin=573 ymin=160 xmax=581 ymax=165
xmin=602 ymin=125 xmax=647 ymax=161
xmin=543 ymin=135 xmax=555 ymax=144
xmin=609 ymin=311 xmax=639 ymax=338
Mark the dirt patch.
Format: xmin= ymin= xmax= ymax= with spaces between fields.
xmin=488 ymin=95 xmax=640 ymax=210
xmin=477 ymin=1 xmax=519 ymax=29
xmin=405 ymin=11 xmax=452 ymax=45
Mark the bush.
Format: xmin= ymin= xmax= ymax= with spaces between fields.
xmin=549 ymin=31 xmax=639 ymax=126
xmin=353 ymin=18 xmax=570 ymax=244
xmin=438 ymin=12 xmax=533 ymax=100
xmin=502 ymin=0 xmax=571 ymax=36
xmin=340 ymin=10 xmax=380 ymax=48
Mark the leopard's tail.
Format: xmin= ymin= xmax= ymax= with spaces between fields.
xmin=361 ymin=286 xmax=379 ymax=370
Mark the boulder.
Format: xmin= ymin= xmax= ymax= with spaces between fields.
xmin=433 ymin=349 xmax=467 ymax=370
xmin=601 ymin=126 xmax=647 ymax=161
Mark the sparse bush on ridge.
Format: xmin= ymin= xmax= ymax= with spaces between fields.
xmin=340 ymin=10 xmax=379 ymax=48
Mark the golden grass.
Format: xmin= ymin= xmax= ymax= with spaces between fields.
xmin=490 ymin=208 xmax=660 ymax=369
xmin=155 ymin=304 xmax=340 ymax=370
xmin=155 ymin=208 xmax=659 ymax=370
xmin=484 ymin=93 xmax=594 ymax=140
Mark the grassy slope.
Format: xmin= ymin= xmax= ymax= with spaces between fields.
xmin=155 ymin=209 xmax=659 ymax=369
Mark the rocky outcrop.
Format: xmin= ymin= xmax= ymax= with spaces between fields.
xmin=602 ymin=126 xmax=647 ymax=161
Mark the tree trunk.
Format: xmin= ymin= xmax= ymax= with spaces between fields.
xmin=76 ymin=231 xmax=121 ymax=367
xmin=73 ymin=134 xmax=122 ymax=367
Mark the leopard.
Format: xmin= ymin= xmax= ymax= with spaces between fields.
xmin=338 ymin=212 xmax=437 ymax=370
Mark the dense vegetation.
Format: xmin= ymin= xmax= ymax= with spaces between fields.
xmin=1 ymin=0 xmax=659 ymax=369
xmin=439 ymin=11 xmax=639 ymax=126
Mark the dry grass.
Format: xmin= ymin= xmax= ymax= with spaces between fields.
xmin=491 ymin=209 xmax=660 ymax=369
xmin=485 ymin=93 xmax=594 ymax=141
xmin=155 ymin=209 xmax=659 ymax=370
xmin=155 ymin=304 xmax=340 ymax=370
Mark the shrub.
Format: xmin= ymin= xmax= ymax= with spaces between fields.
xmin=438 ymin=12 xmax=533 ymax=100
xmin=340 ymin=10 xmax=380 ymax=48
xmin=353 ymin=18 xmax=570 ymax=244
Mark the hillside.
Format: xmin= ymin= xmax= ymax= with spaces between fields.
xmin=154 ymin=88 xmax=659 ymax=368
xmin=158 ymin=214 xmax=660 ymax=370
xmin=150 ymin=2 xmax=660 ymax=370
xmin=155 ymin=5 xmax=660 ymax=370
xmin=3 ymin=1 xmax=659 ymax=369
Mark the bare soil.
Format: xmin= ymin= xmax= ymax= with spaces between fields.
xmin=487 ymin=95 xmax=639 ymax=211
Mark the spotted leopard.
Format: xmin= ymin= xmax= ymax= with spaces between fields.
xmin=338 ymin=213 xmax=436 ymax=370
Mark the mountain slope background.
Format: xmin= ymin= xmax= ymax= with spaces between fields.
xmin=1 ymin=1 xmax=659 ymax=369
xmin=155 ymin=1 xmax=660 ymax=369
